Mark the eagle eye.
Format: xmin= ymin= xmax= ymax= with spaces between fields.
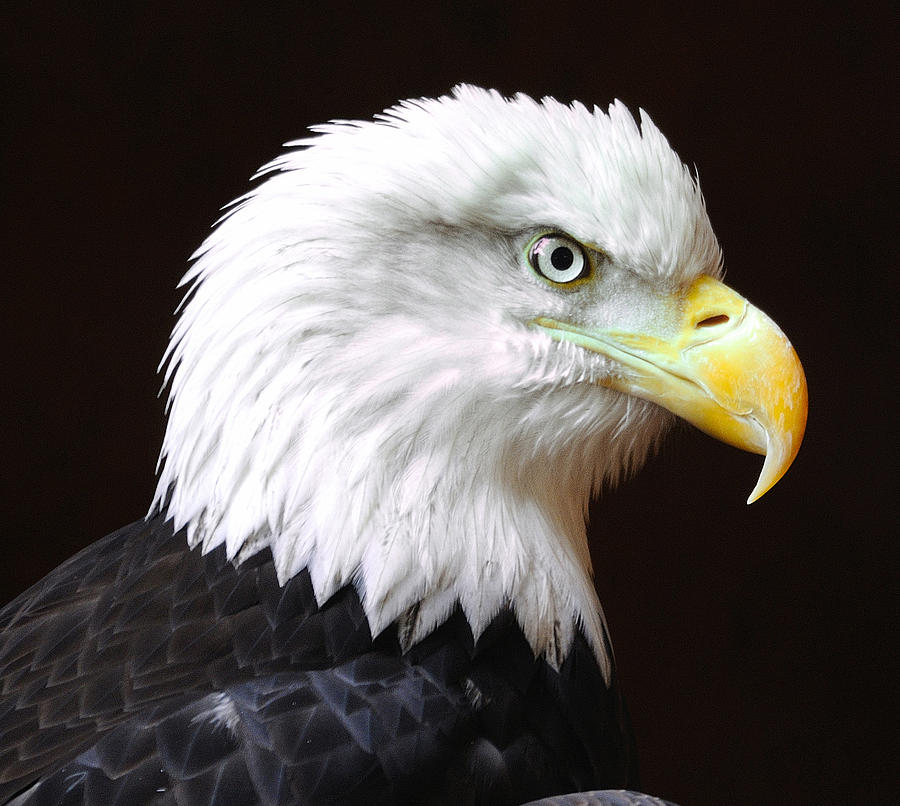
xmin=527 ymin=233 xmax=591 ymax=285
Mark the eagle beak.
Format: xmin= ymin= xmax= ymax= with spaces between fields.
xmin=533 ymin=275 xmax=807 ymax=503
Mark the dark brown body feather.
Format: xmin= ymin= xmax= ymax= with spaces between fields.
xmin=0 ymin=517 xmax=636 ymax=805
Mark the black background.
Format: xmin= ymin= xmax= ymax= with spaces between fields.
xmin=2 ymin=3 xmax=895 ymax=804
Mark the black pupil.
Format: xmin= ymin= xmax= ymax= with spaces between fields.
xmin=550 ymin=246 xmax=574 ymax=271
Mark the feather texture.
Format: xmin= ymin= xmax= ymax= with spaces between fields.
xmin=153 ymin=86 xmax=720 ymax=674
xmin=0 ymin=518 xmax=633 ymax=805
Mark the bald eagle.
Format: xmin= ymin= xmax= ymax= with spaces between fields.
xmin=0 ymin=86 xmax=806 ymax=806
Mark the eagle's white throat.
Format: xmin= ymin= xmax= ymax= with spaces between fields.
xmin=153 ymin=86 xmax=720 ymax=678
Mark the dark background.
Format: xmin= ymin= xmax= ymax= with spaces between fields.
xmin=2 ymin=2 xmax=895 ymax=804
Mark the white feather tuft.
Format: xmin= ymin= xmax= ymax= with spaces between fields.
xmin=153 ymin=86 xmax=720 ymax=677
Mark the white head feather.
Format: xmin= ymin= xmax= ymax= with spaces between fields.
xmin=153 ymin=85 xmax=722 ymax=678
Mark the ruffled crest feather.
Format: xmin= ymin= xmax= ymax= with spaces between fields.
xmin=153 ymin=86 xmax=720 ymax=677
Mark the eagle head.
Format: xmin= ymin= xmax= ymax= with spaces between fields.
xmin=153 ymin=86 xmax=806 ymax=676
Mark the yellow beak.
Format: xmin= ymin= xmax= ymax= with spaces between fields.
xmin=533 ymin=275 xmax=807 ymax=503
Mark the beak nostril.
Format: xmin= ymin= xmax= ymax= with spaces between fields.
xmin=696 ymin=314 xmax=730 ymax=328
